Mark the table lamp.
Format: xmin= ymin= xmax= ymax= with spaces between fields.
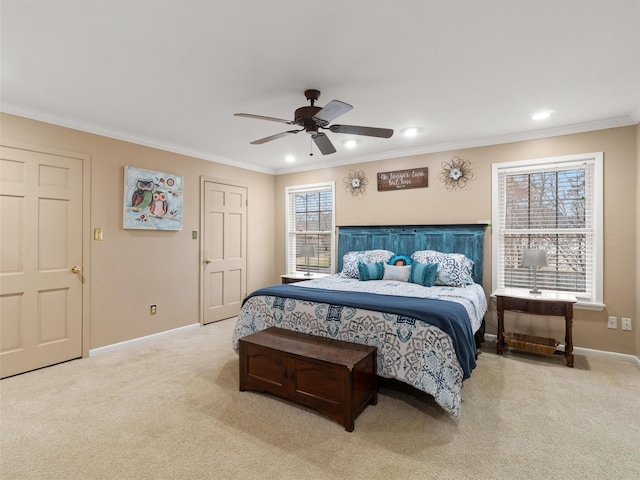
xmin=521 ymin=249 xmax=548 ymax=294
xmin=300 ymin=244 xmax=316 ymax=276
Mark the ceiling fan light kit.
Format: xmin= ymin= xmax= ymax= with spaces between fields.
xmin=235 ymin=90 xmax=394 ymax=155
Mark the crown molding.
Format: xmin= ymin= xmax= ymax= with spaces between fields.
xmin=3 ymin=104 xmax=636 ymax=177
xmin=275 ymin=115 xmax=638 ymax=174
xmin=0 ymin=104 xmax=277 ymax=175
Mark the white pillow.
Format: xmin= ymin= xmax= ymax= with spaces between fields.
xmin=382 ymin=263 xmax=411 ymax=282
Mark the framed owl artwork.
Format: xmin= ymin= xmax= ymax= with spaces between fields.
xmin=123 ymin=166 xmax=183 ymax=230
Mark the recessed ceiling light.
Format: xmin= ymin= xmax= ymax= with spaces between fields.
xmin=285 ymin=155 xmax=295 ymax=162
xmin=343 ymin=139 xmax=359 ymax=149
xmin=402 ymin=127 xmax=420 ymax=137
xmin=532 ymin=111 xmax=553 ymax=120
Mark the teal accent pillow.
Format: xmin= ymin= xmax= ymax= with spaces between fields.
xmin=409 ymin=262 xmax=438 ymax=287
xmin=358 ymin=261 xmax=385 ymax=281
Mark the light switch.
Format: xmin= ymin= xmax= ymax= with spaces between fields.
xmin=94 ymin=228 xmax=103 ymax=241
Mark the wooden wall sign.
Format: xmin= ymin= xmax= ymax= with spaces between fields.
xmin=377 ymin=167 xmax=428 ymax=191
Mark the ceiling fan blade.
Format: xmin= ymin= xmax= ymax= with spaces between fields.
xmin=312 ymin=100 xmax=353 ymax=125
xmin=250 ymin=130 xmax=302 ymax=144
xmin=235 ymin=113 xmax=294 ymax=125
xmin=312 ymin=132 xmax=336 ymax=155
xmin=328 ymin=124 xmax=394 ymax=138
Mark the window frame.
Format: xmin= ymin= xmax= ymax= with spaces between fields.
xmin=285 ymin=181 xmax=336 ymax=275
xmin=491 ymin=152 xmax=604 ymax=308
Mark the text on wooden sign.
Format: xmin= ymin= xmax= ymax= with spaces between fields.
xmin=377 ymin=167 xmax=428 ymax=191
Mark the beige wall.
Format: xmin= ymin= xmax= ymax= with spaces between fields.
xmin=1 ymin=113 xmax=276 ymax=350
xmin=276 ymin=126 xmax=638 ymax=355
xmin=637 ymin=122 xmax=640 ymax=360
xmin=2 ymin=112 xmax=637 ymax=356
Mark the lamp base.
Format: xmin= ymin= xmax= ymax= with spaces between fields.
xmin=529 ymin=268 xmax=542 ymax=295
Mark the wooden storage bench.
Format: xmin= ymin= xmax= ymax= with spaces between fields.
xmin=238 ymin=327 xmax=377 ymax=431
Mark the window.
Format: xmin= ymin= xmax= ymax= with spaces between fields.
xmin=285 ymin=182 xmax=335 ymax=274
xmin=492 ymin=152 xmax=603 ymax=307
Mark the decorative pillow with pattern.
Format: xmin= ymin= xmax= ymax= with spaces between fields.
xmin=382 ymin=263 xmax=411 ymax=282
xmin=341 ymin=250 xmax=394 ymax=279
xmin=411 ymin=250 xmax=474 ymax=287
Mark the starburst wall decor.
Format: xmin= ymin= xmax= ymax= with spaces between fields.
xmin=344 ymin=169 xmax=368 ymax=196
xmin=438 ymin=156 xmax=474 ymax=191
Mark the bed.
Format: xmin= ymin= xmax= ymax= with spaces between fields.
xmin=232 ymin=224 xmax=488 ymax=416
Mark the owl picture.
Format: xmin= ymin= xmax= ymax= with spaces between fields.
xmin=131 ymin=180 xmax=155 ymax=210
xmin=149 ymin=191 xmax=168 ymax=216
xmin=124 ymin=166 xmax=183 ymax=230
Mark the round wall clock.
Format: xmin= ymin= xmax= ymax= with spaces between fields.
xmin=438 ymin=156 xmax=474 ymax=191
xmin=344 ymin=170 xmax=368 ymax=196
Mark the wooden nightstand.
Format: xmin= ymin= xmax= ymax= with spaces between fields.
xmin=280 ymin=272 xmax=329 ymax=284
xmin=493 ymin=288 xmax=577 ymax=367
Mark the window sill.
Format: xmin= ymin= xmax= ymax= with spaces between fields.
xmin=574 ymin=301 xmax=605 ymax=311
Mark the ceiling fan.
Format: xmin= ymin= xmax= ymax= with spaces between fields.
xmin=234 ymin=89 xmax=394 ymax=155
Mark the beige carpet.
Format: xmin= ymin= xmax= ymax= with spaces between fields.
xmin=1 ymin=318 xmax=639 ymax=480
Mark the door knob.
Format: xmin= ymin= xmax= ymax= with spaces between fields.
xmin=204 ymin=258 xmax=212 ymax=264
xmin=71 ymin=266 xmax=81 ymax=274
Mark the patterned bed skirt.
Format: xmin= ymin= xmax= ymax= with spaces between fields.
xmin=232 ymin=294 xmax=467 ymax=416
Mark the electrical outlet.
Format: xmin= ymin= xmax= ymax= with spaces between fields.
xmin=150 ymin=305 xmax=157 ymax=315
xmin=192 ymin=230 xmax=198 ymax=240
xmin=621 ymin=317 xmax=632 ymax=331
xmin=607 ymin=316 xmax=617 ymax=329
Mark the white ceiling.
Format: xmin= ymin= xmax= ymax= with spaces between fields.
xmin=2 ymin=0 xmax=639 ymax=175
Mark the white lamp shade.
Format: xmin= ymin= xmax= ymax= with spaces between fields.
xmin=299 ymin=244 xmax=316 ymax=257
xmin=521 ymin=249 xmax=548 ymax=268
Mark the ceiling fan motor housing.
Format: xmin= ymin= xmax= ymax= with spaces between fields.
xmin=294 ymin=106 xmax=325 ymax=132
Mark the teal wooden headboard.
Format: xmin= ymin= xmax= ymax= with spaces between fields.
xmin=337 ymin=224 xmax=487 ymax=284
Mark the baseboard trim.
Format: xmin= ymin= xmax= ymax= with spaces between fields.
xmin=89 ymin=323 xmax=201 ymax=357
xmin=483 ymin=334 xmax=640 ymax=369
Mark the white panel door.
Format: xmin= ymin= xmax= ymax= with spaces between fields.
xmin=203 ymin=182 xmax=247 ymax=324
xmin=0 ymin=146 xmax=83 ymax=378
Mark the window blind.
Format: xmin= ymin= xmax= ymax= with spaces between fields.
xmin=285 ymin=183 xmax=335 ymax=274
xmin=496 ymin=158 xmax=597 ymax=300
